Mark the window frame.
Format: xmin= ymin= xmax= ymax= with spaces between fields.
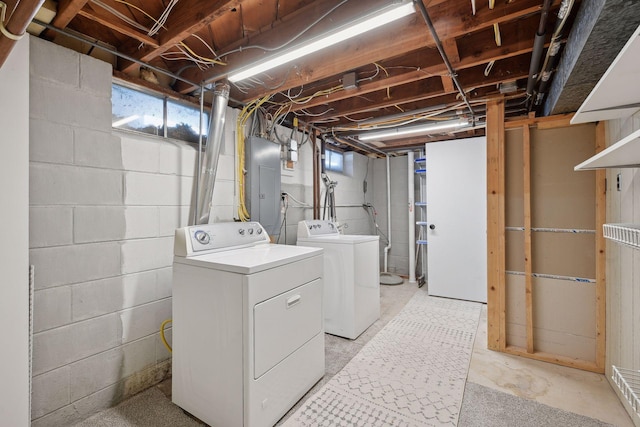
xmin=111 ymin=80 xmax=209 ymax=145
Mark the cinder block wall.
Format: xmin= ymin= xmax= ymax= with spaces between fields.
xmin=28 ymin=36 xmax=236 ymax=426
xmin=278 ymin=136 xmax=376 ymax=244
xmin=373 ymin=155 xmax=410 ymax=276
xmin=604 ymin=110 xmax=640 ymax=422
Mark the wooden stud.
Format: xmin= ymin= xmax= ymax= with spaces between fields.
xmin=486 ymin=96 xmax=506 ymax=351
xmin=504 ymin=346 xmax=603 ymax=373
xmin=523 ymin=124 xmax=534 ymax=353
xmin=505 ymin=113 xmax=574 ymax=129
xmin=594 ymin=121 xmax=607 ymax=372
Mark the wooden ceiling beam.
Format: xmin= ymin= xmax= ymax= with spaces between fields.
xmin=177 ymin=0 xmax=552 ymax=97
xmin=42 ymin=0 xmax=89 ymax=39
xmin=302 ymin=53 xmax=532 ymax=122
xmin=245 ymin=3 xmax=544 ymax=113
xmin=377 ymin=128 xmax=486 ymax=150
xmin=118 ymin=0 xmax=244 ymax=73
xmin=77 ymin=5 xmax=159 ymax=47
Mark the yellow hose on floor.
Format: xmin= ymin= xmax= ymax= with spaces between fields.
xmin=160 ymin=319 xmax=172 ymax=353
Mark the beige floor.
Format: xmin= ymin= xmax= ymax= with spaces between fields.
xmin=467 ymin=305 xmax=633 ymax=427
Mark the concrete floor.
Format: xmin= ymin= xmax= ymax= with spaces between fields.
xmin=78 ymin=280 xmax=634 ymax=426
xmin=467 ymin=305 xmax=633 ymax=427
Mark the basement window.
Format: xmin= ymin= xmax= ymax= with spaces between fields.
xmin=324 ymin=149 xmax=344 ymax=173
xmin=111 ymin=83 xmax=208 ymax=144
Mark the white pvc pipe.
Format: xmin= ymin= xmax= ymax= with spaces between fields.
xmin=408 ymin=152 xmax=416 ymax=283
xmin=383 ymin=155 xmax=391 ymax=273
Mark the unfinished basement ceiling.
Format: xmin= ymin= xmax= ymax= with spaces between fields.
xmin=6 ymin=0 xmax=610 ymax=152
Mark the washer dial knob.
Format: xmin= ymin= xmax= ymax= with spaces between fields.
xmin=194 ymin=230 xmax=210 ymax=245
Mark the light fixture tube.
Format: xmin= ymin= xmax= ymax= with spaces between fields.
xmin=358 ymin=119 xmax=468 ymax=141
xmin=228 ymin=1 xmax=415 ymax=83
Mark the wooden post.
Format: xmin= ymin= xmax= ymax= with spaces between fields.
xmin=486 ymin=97 xmax=506 ymax=351
xmin=594 ymin=121 xmax=607 ymax=372
xmin=522 ymin=125 xmax=534 ymax=353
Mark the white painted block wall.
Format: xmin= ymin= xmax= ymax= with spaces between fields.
xmin=27 ymin=35 xmax=401 ymax=425
xmin=373 ymin=156 xmax=410 ymax=276
xmin=0 ymin=36 xmax=30 ymax=427
xmin=604 ymin=110 xmax=640 ymax=425
xmin=279 ymin=135 xmax=376 ymax=245
xmin=28 ymin=37 xmax=237 ymax=426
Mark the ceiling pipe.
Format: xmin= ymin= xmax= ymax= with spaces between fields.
xmin=533 ymin=0 xmax=575 ymax=107
xmin=412 ymin=0 xmax=475 ymax=121
xmin=525 ymin=0 xmax=553 ymax=99
xmin=0 ymin=0 xmax=45 ymax=68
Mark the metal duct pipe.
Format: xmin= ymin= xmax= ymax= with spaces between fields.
xmin=413 ymin=0 xmax=475 ymax=120
xmin=195 ymin=83 xmax=230 ymax=225
xmin=525 ymin=0 xmax=553 ymax=97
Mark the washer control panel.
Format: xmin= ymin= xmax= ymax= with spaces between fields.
xmin=297 ymin=220 xmax=340 ymax=238
xmin=174 ymin=222 xmax=269 ymax=256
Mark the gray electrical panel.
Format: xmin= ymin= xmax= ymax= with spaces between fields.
xmin=246 ymin=136 xmax=281 ymax=236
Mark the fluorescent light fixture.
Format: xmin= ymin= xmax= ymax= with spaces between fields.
xmin=228 ymin=1 xmax=415 ymax=83
xmin=358 ymin=119 xmax=468 ymax=141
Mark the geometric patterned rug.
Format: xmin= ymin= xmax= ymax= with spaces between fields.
xmin=283 ymin=291 xmax=482 ymax=426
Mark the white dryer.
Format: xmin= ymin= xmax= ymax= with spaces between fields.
xmin=172 ymin=222 xmax=324 ymax=427
xmin=297 ymin=220 xmax=380 ymax=339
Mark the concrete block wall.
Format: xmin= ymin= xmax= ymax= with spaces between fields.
xmin=279 ymin=133 xmax=376 ymax=245
xmin=604 ymin=110 xmax=640 ymax=424
xmin=373 ymin=155 xmax=410 ymax=276
xmin=28 ymin=37 xmax=237 ymax=426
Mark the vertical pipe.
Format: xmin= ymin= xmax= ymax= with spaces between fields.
xmin=408 ymin=152 xmax=416 ymax=283
xmin=195 ymin=83 xmax=230 ymax=224
xmin=193 ymin=85 xmax=205 ymax=225
xmin=384 ymin=155 xmax=392 ymax=273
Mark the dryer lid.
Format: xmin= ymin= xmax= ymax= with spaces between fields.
xmin=174 ymin=243 xmax=323 ymax=275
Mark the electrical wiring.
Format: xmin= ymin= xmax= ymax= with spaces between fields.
xmin=113 ymin=0 xmax=159 ymax=28
xmin=178 ymin=42 xmax=226 ymax=66
xmin=374 ymin=62 xmax=392 ymax=100
xmin=236 ymin=95 xmax=272 ymax=221
xmin=160 ymin=319 xmax=172 ymax=352
xmin=216 ymin=0 xmax=350 ymax=61
xmin=148 ymin=0 xmax=178 ymax=36
xmin=0 ymin=1 xmax=24 ymax=40
xmin=91 ymin=0 xmax=151 ymax=32
xmin=282 ymin=192 xmax=313 ymax=208
xmin=276 ymin=196 xmax=289 ymax=243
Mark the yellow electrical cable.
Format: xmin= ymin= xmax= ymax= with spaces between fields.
xmin=493 ymin=23 xmax=502 ymax=47
xmin=236 ymin=96 xmax=271 ymax=220
xmin=160 ymin=319 xmax=172 ymax=353
xmin=179 ymin=42 xmax=226 ymax=65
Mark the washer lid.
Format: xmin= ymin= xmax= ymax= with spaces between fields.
xmin=174 ymin=243 xmax=323 ymax=274
xmin=298 ymin=234 xmax=379 ymax=245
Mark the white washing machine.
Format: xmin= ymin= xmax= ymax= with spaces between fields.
xmin=297 ymin=220 xmax=380 ymax=339
xmin=172 ymin=222 xmax=324 ymax=427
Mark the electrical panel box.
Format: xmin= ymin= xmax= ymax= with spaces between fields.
xmin=246 ymin=136 xmax=282 ymax=236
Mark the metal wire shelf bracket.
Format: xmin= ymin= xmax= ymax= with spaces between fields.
xmin=603 ymin=223 xmax=640 ymax=249
xmin=612 ymin=366 xmax=640 ymax=420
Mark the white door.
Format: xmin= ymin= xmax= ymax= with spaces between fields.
xmin=425 ymin=137 xmax=487 ymax=303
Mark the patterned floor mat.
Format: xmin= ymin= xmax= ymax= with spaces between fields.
xmin=283 ymin=291 xmax=482 ymax=427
